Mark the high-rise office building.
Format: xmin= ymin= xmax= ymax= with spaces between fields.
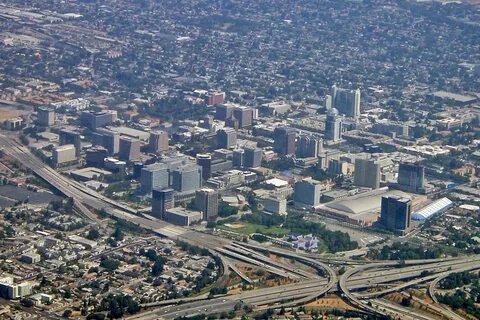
xmin=196 ymin=153 xmax=213 ymax=179
xmin=372 ymin=121 xmax=409 ymax=138
xmin=152 ymin=188 xmax=175 ymax=220
xmin=140 ymin=163 xmax=170 ymax=193
xmin=232 ymin=149 xmax=245 ymax=168
xmin=215 ymin=104 xmax=234 ymax=120
xmin=261 ymin=195 xmax=287 ymax=215
xmin=380 ymin=195 xmax=411 ymax=232
xmin=244 ymin=146 xmax=262 ymax=168
xmin=354 ymin=158 xmax=381 ymax=189
xmin=133 ymin=162 xmax=144 ymax=178
xmin=118 ymin=137 xmax=141 ymax=161
xmin=59 ymin=129 xmax=81 ymax=157
xmin=37 ymin=107 xmax=55 ymax=126
xmin=233 ymin=107 xmax=253 ymax=128
xmin=294 ymin=178 xmax=323 ymax=207
xmin=170 ymin=165 xmax=202 ymax=193
xmin=273 ymin=127 xmax=296 ymax=156
xmin=398 ymin=163 xmax=425 ymax=193
xmin=52 ymin=144 xmax=77 ymax=167
xmin=328 ymin=158 xmax=353 ymax=175
xmin=92 ymin=128 xmax=120 ymax=155
xmin=195 ymin=188 xmax=219 ymax=220
xmin=325 ymin=108 xmax=342 ymax=142
xmin=324 ymin=95 xmax=332 ymax=110
xmin=80 ymin=111 xmax=113 ymax=130
xmin=225 ymin=117 xmax=239 ymax=130
xmin=207 ymin=91 xmax=225 ymax=106
xmin=199 ymin=115 xmax=214 ymax=130
xmin=296 ymin=135 xmax=323 ymax=158
xmin=149 ymin=130 xmax=169 ymax=153
xmin=85 ymin=147 xmax=108 ymax=167
xmin=331 ymin=85 xmax=361 ymax=119
xmin=217 ymin=128 xmax=237 ymax=149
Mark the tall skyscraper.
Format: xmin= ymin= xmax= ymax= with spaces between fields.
xmin=37 ymin=107 xmax=55 ymax=126
xmin=170 ymin=165 xmax=202 ymax=193
xmin=152 ymin=188 xmax=175 ymax=220
xmin=93 ymin=128 xmax=120 ymax=155
xmin=199 ymin=115 xmax=214 ymax=130
xmin=296 ymin=135 xmax=323 ymax=158
xmin=196 ymin=153 xmax=213 ymax=179
xmin=232 ymin=107 xmax=253 ymax=128
xmin=149 ymin=130 xmax=169 ymax=153
xmin=118 ymin=137 xmax=141 ymax=161
xmin=398 ymin=163 xmax=425 ymax=193
xmin=380 ymin=195 xmax=411 ymax=232
xmin=354 ymin=158 xmax=381 ymax=189
xmin=232 ymin=149 xmax=244 ymax=168
xmin=244 ymin=146 xmax=262 ymax=168
xmin=324 ymin=95 xmax=332 ymax=110
xmin=195 ymin=188 xmax=219 ymax=220
xmin=140 ymin=163 xmax=170 ymax=193
xmin=215 ymin=104 xmax=234 ymax=120
xmin=52 ymin=144 xmax=77 ymax=167
xmin=80 ymin=111 xmax=113 ymax=130
xmin=217 ymin=128 xmax=237 ymax=149
xmin=85 ymin=147 xmax=108 ymax=167
xmin=207 ymin=91 xmax=225 ymax=106
xmin=324 ymin=108 xmax=342 ymax=142
xmin=331 ymin=85 xmax=361 ymax=119
xmin=294 ymin=178 xmax=323 ymax=207
xmin=59 ymin=129 xmax=81 ymax=157
xmin=273 ymin=127 xmax=296 ymax=156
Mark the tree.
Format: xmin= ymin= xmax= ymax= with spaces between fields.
xmin=151 ymin=260 xmax=164 ymax=276
xmin=63 ymin=309 xmax=73 ymax=318
xmin=95 ymin=294 xmax=140 ymax=319
xmin=100 ymin=257 xmax=120 ymax=272
xmin=218 ymin=202 xmax=238 ymax=217
xmin=20 ymin=298 xmax=34 ymax=307
xmin=401 ymin=297 xmax=411 ymax=307
xmin=206 ymin=220 xmax=217 ymax=228
xmin=19 ymin=134 xmax=29 ymax=146
xmin=86 ymin=228 xmax=101 ymax=240
xmin=111 ymin=227 xmax=124 ymax=241
xmin=86 ymin=313 xmax=105 ymax=320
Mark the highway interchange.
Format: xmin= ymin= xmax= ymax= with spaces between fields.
xmin=1 ymin=133 xmax=479 ymax=320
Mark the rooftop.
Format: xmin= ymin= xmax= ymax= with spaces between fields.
xmin=324 ymin=188 xmax=410 ymax=216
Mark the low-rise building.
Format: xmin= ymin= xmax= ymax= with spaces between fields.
xmin=164 ymin=207 xmax=202 ymax=226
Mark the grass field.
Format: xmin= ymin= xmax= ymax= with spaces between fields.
xmin=219 ymin=222 xmax=289 ymax=237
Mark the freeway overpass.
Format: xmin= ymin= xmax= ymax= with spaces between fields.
xmin=2 ymin=134 xmax=479 ymax=319
xmin=0 ymin=134 xmax=228 ymax=247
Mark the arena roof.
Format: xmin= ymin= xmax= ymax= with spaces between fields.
xmin=412 ymin=197 xmax=453 ymax=221
xmin=325 ymin=189 xmax=410 ymax=215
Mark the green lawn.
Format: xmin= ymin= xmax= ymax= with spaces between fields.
xmin=219 ymin=222 xmax=289 ymax=237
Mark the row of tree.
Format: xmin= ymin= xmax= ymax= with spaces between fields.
xmin=367 ymin=242 xmax=445 ymax=260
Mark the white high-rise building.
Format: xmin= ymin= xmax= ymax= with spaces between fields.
xmin=331 ymin=85 xmax=361 ymax=119
xmin=325 ymin=108 xmax=342 ymax=142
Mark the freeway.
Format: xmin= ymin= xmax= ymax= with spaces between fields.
xmin=0 ymin=134 xmax=230 ymax=248
xmin=358 ymin=261 xmax=480 ymax=299
xmin=221 ymin=244 xmax=317 ymax=279
xmin=3 ymin=133 xmax=480 ymax=319
xmin=0 ymin=135 xmax=102 ymax=222
xmin=339 ymin=256 xmax=480 ymax=319
xmin=131 ymin=256 xmax=480 ymax=319
xmin=371 ymin=299 xmax=436 ymax=320
xmin=348 ymin=256 xmax=480 ymax=286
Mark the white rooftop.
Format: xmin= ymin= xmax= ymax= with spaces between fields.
xmin=265 ymin=178 xmax=288 ymax=188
